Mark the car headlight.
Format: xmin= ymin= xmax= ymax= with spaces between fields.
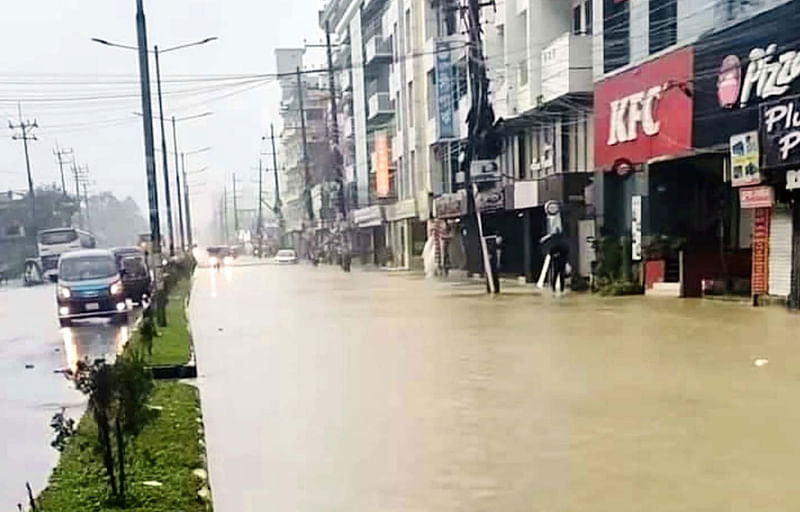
xmin=110 ymin=280 xmax=123 ymax=295
xmin=58 ymin=286 xmax=71 ymax=299
xmin=209 ymin=256 xmax=218 ymax=265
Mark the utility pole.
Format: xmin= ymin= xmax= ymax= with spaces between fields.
xmin=232 ymin=173 xmax=240 ymax=235
xmin=181 ymin=153 xmax=194 ymax=249
xmin=171 ymin=116 xmax=185 ymax=252
xmin=9 ymin=103 xmax=38 ymax=227
xmin=71 ymin=162 xmax=84 ymax=228
xmin=135 ymin=0 xmax=166 ymax=326
xmin=82 ymin=182 xmax=92 ymax=232
xmin=296 ymin=67 xmax=314 ymax=222
xmin=53 ymin=145 xmax=72 ymax=197
xmin=223 ymin=185 xmax=230 ymax=243
xmin=325 ymin=22 xmax=339 ymax=146
xmin=153 ymin=45 xmax=175 ymax=257
xmin=257 ymin=159 xmax=263 ymax=256
xmin=269 ymin=124 xmax=282 ymax=211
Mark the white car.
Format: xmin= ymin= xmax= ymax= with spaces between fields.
xmin=274 ymin=249 xmax=298 ymax=264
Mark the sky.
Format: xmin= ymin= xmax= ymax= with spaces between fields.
xmin=0 ymin=0 xmax=326 ymax=240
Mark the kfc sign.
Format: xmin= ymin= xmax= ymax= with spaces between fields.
xmin=595 ymin=47 xmax=694 ymax=169
xmin=607 ymin=85 xmax=664 ymax=145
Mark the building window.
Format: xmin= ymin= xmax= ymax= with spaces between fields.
xmin=517 ymin=134 xmax=526 ymax=180
xmin=649 ymin=0 xmax=677 ymax=54
xmin=396 ymin=91 xmax=402 ymax=127
xmin=397 ymin=155 xmax=404 ymax=197
xmin=425 ymin=0 xmax=437 ymax=41
xmin=407 ymin=81 xmax=414 ymax=127
xmin=405 ymin=8 xmax=412 ymax=54
xmin=573 ymin=5 xmax=582 ymax=35
xmin=603 ymin=0 xmax=629 ymax=73
xmin=585 ymin=0 xmax=593 ymax=35
xmin=561 ymin=116 xmax=571 ymax=173
xmin=409 ymin=149 xmax=416 ymax=195
xmin=427 ymin=69 xmax=436 ymax=120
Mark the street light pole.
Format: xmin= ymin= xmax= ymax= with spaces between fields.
xmin=154 ymin=45 xmax=175 ymax=257
xmin=181 ymin=152 xmax=194 ymax=249
xmin=172 ymin=116 xmax=185 ymax=252
xmin=135 ymin=0 xmax=166 ymax=325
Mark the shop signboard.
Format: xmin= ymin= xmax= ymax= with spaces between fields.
xmin=470 ymin=159 xmax=500 ymax=183
xmin=739 ymin=185 xmax=775 ymax=209
xmin=694 ymin=1 xmax=800 ymax=148
xmin=435 ymin=41 xmax=455 ymax=140
xmin=761 ymin=95 xmax=800 ymax=169
xmin=786 ymin=169 xmax=800 ymax=190
xmin=752 ymin=207 xmax=771 ymax=296
xmin=632 ymin=195 xmax=642 ymax=261
xmin=476 ymin=186 xmax=505 ymax=213
xmin=352 ymin=205 xmax=384 ymax=227
xmin=433 ymin=190 xmax=467 ymax=219
xmin=594 ymin=46 xmax=694 ymax=169
xmin=729 ymin=131 xmax=761 ymax=187
xmin=375 ymin=132 xmax=391 ymax=198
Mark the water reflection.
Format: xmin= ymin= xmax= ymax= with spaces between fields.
xmin=59 ymin=319 xmax=131 ymax=373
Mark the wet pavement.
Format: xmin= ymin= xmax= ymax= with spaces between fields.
xmin=191 ymin=260 xmax=800 ymax=512
xmin=0 ymin=283 xmax=132 ymax=508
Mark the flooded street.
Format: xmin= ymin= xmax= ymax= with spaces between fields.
xmin=0 ymin=284 xmax=132 ymax=508
xmin=192 ymin=261 xmax=800 ymax=511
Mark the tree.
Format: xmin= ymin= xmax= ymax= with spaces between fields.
xmin=73 ymin=350 xmax=154 ymax=504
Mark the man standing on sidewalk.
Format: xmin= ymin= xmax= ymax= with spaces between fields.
xmin=549 ymin=235 xmax=568 ymax=295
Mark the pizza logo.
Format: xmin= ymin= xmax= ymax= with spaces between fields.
xmin=717 ymin=55 xmax=741 ymax=109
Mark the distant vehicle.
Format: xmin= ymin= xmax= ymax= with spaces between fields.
xmin=112 ymin=246 xmax=152 ymax=304
xmin=56 ymin=249 xmax=128 ymax=327
xmin=26 ymin=227 xmax=96 ymax=285
xmin=206 ymin=246 xmax=233 ymax=269
xmin=274 ymin=249 xmax=298 ymax=265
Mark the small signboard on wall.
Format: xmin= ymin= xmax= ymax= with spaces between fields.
xmin=739 ymin=186 xmax=775 ymax=209
xmin=729 ymin=131 xmax=760 ymax=187
xmin=752 ymin=207 xmax=771 ymax=296
xmin=632 ymin=195 xmax=642 ymax=261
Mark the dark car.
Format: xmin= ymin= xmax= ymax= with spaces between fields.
xmin=57 ymin=249 xmax=129 ymax=327
xmin=112 ymin=246 xmax=152 ymax=304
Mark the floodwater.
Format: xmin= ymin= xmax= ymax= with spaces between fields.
xmin=191 ymin=260 xmax=800 ymax=512
xmin=0 ymin=283 xmax=132 ymax=508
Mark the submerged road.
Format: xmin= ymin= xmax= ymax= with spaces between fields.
xmin=192 ymin=261 xmax=800 ymax=511
xmin=0 ymin=283 xmax=133 ymax=509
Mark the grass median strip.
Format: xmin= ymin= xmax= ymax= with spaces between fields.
xmin=36 ymin=382 xmax=210 ymax=511
xmin=131 ymin=278 xmax=193 ymax=367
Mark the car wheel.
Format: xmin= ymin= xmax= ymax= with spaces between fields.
xmin=59 ymin=318 xmax=72 ymax=328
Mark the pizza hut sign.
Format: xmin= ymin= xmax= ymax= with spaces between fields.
xmin=760 ymin=94 xmax=800 ymax=167
xmin=720 ymin=44 xmax=800 ymax=109
xmin=595 ymin=47 xmax=694 ymax=169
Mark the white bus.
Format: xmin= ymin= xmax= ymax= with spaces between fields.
xmin=31 ymin=227 xmax=97 ymax=283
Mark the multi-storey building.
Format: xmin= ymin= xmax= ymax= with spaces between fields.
xmin=320 ymin=0 xmax=471 ymax=268
xmin=274 ymin=48 xmax=333 ymax=255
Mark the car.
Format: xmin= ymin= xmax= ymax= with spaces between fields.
xmin=274 ymin=249 xmax=298 ymax=264
xmin=56 ymin=249 xmax=129 ymax=327
xmin=206 ymin=246 xmax=233 ymax=268
xmin=112 ymin=247 xmax=152 ymax=304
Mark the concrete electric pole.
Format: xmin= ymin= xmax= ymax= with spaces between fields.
xmin=9 ymin=103 xmax=38 ymax=227
xmin=53 ymin=145 xmax=73 ymax=197
xmin=135 ymin=0 xmax=166 ymax=325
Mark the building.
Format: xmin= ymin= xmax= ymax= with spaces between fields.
xmin=592 ymin=0 xmax=791 ymax=299
xmin=274 ymin=48 xmax=334 ymax=256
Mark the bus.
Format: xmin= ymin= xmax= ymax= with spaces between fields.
xmin=28 ymin=227 xmax=97 ymax=283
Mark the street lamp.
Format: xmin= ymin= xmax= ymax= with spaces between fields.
xmin=181 ymin=147 xmax=212 ymax=249
xmin=92 ymin=36 xmax=217 ymax=256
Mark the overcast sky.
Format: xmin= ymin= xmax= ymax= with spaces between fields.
xmin=0 ymin=0 xmax=325 ymax=239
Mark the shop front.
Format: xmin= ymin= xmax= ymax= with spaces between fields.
xmin=693 ymin=1 xmax=800 ymax=304
xmin=595 ymin=46 xmax=709 ymax=296
xmin=351 ymin=205 xmax=385 ymax=266
xmin=384 ymin=198 xmax=424 ymax=269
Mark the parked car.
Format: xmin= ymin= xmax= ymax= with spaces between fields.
xmin=56 ymin=249 xmax=129 ymax=327
xmin=113 ymin=247 xmax=152 ymax=304
xmin=274 ymin=249 xmax=298 ymax=264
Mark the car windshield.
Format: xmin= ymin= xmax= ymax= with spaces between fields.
xmin=207 ymin=247 xmax=228 ymax=256
xmin=276 ymin=250 xmax=295 ymax=257
xmin=59 ymin=256 xmax=117 ymax=282
xmin=39 ymin=230 xmax=78 ymax=245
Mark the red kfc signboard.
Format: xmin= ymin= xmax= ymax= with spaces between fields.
xmin=595 ymin=47 xmax=694 ymax=170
